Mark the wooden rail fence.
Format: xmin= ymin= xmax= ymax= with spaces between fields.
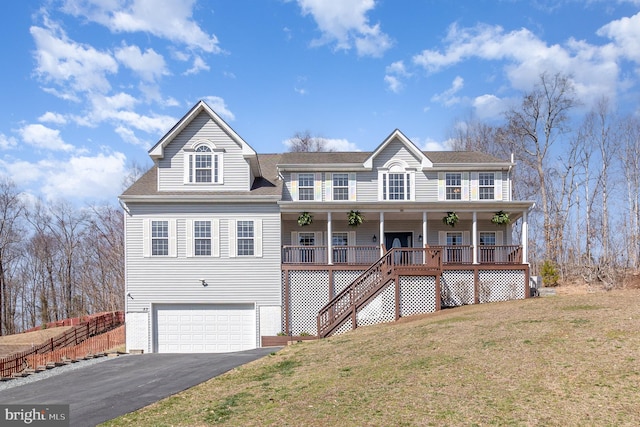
xmin=0 ymin=311 xmax=124 ymax=378
xmin=26 ymin=325 xmax=125 ymax=369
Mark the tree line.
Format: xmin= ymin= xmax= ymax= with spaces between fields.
xmin=450 ymin=72 xmax=640 ymax=287
xmin=0 ymin=178 xmax=124 ymax=335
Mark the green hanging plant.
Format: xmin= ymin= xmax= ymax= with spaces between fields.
xmin=442 ymin=212 xmax=459 ymax=228
xmin=347 ymin=210 xmax=364 ymax=227
xmin=491 ymin=210 xmax=510 ymax=226
xmin=297 ymin=212 xmax=313 ymax=227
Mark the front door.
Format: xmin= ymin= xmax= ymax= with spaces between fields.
xmin=385 ymin=232 xmax=412 ymax=264
xmin=384 ymin=232 xmax=411 ymax=250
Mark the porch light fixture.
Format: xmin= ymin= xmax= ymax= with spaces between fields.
xmin=200 ymin=279 xmax=208 ymax=287
xmin=372 ymin=234 xmax=377 ymax=243
xmin=418 ymin=234 xmax=423 ymax=242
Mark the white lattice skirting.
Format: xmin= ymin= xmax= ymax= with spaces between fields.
xmin=284 ymin=268 xmax=526 ymax=336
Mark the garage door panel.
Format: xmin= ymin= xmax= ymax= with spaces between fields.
xmin=155 ymin=304 xmax=255 ymax=353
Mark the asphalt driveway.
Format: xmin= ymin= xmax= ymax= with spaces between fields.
xmin=0 ymin=348 xmax=277 ymax=427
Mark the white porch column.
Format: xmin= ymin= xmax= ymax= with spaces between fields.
xmin=379 ymin=211 xmax=385 ymax=256
xmin=422 ymin=212 xmax=428 ymax=248
xmin=522 ymin=210 xmax=528 ymax=264
xmin=472 ymin=211 xmax=478 ymax=264
xmin=327 ymin=211 xmax=333 ymax=265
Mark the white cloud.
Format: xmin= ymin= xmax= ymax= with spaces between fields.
xmin=0 ymin=133 xmax=18 ymax=149
xmin=321 ymin=138 xmax=360 ymax=151
xmin=415 ymin=136 xmax=450 ymax=151
xmin=472 ymin=94 xmax=509 ymax=120
xmin=30 ymin=17 xmax=118 ymax=96
xmin=114 ymin=126 xmax=148 ymax=147
xmin=384 ymin=61 xmax=410 ymax=93
xmin=384 ymin=75 xmax=402 ymax=93
xmin=203 ymin=96 xmax=235 ymax=121
xmin=1 ymin=151 xmax=127 ymax=202
xmin=39 ymin=111 xmax=68 ymax=125
xmin=294 ymin=0 xmax=392 ymax=57
xmin=62 ymin=0 xmax=221 ymax=53
xmin=19 ymin=124 xmax=74 ymax=151
xmin=597 ymin=12 xmax=640 ymax=62
xmin=412 ymin=20 xmax=627 ymax=108
xmin=431 ymin=76 xmax=464 ymax=106
xmin=115 ymin=44 xmax=169 ymax=81
xmin=183 ymin=55 xmax=210 ymax=75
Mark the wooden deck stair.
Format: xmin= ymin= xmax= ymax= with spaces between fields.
xmin=317 ymin=247 xmax=442 ymax=338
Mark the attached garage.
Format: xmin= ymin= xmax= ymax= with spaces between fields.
xmin=154 ymin=303 xmax=256 ymax=353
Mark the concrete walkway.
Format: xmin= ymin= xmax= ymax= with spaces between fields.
xmin=0 ymin=348 xmax=278 ymax=427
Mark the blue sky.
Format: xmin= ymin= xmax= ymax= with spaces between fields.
xmin=1 ymin=0 xmax=639 ymax=205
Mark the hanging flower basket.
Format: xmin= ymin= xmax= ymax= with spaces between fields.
xmin=491 ymin=211 xmax=510 ymax=225
xmin=347 ymin=210 xmax=364 ymax=227
xmin=297 ymin=212 xmax=313 ymax=227
xmin=442 ymin=212 xmax=459 ymax=228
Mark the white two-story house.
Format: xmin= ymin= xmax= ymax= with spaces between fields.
xmin=120 ymin=100 xmax=535 ymax=353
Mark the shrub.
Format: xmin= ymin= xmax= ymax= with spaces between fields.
xmin=541 ymin=260 xmax=560 ymax=287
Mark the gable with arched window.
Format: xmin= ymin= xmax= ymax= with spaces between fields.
xmin=378 ymin=159 xmax=416 ymax=201
xmin=183 ymin=141 xmax=224 ymax=184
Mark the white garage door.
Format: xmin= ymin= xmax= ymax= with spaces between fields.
xmin=154 ymin=304 xmax=256 ymax=353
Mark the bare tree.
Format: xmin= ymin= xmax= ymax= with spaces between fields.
xmin=0 ymin=178 xmax=25 ymax=335
xmin=503 ymin=72 xmax=578 ymax=263
xmin=47 ymin=200 xmax=89 ymax=317
xmin=80 ymin=205 xmax=124 ymax=313
xmin=286 ymin=131 xmax=334 ymax=152
xmin=122 ymin=159 xmax=152 ymax=190
xmin=619 ymin=115 xmax=640 ymax=268
xmin=449 ymin=117 xmax=503 ymax=156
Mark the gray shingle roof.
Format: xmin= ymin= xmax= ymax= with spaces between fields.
xmin=120 ymin=150 xmax=508 ymax=198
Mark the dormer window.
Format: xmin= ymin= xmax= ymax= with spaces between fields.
xmin=378 ymin=160 xmax=415 ymax=201
xmin=190 ymin=145 xmax=218 ymax=182
xmin=184 ymin=142 xmax=223 ymax=184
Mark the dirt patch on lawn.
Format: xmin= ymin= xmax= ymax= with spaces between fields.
xmin=0 ymin=326 xmax=74 ymax=358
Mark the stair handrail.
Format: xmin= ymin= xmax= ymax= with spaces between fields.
xmin=317 ymin=247 xmax=441 ymax=338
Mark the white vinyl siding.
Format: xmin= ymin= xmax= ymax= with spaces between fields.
xmin=157 ymin=112 xmax=249 ymax=191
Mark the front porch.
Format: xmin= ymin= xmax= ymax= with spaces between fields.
xmin=279 ymin=208 xmax=532 ymax=337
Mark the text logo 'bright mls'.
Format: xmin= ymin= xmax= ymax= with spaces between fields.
xmin=1 ymin=405 xmax=69 ymax=426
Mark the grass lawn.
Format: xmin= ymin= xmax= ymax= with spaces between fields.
xmin=102 ymin=289 xmax=640 ymax=426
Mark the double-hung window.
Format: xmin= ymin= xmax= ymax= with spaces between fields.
xmin=298 ymin=173 xmax=315 ymax=201
xmin=479 ymin=173 xmax=495 ymax=200
xmin=384 ymin=173 xmax=411 ymax=200
xmin=332 ymin=173 xmax=349 ymax=200
xmin=185 ymin=143 xmax=223 ymax=184
xmin=237 ymin=220 xmax=255 ymax=256
xmin=194 ymin=220 xmax=211 ymax=256
xmin=445 ymin=173 xmax=462 ymax=200
xmin=380 ymin=161 xmax=414 ymax=201
xmin=151 ymin=220 xmax=169 ymax=256
xmin=144 ymin=219 xmax=176 ymax=257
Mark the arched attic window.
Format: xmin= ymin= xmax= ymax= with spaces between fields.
xmin=184 ymin=142 xmax=223 ymax=184
xmin=378 ymin=159 xmax=415 ymax=201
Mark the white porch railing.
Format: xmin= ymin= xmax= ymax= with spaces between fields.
xmin=282 ymin=245 xmax=522 ymax=265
